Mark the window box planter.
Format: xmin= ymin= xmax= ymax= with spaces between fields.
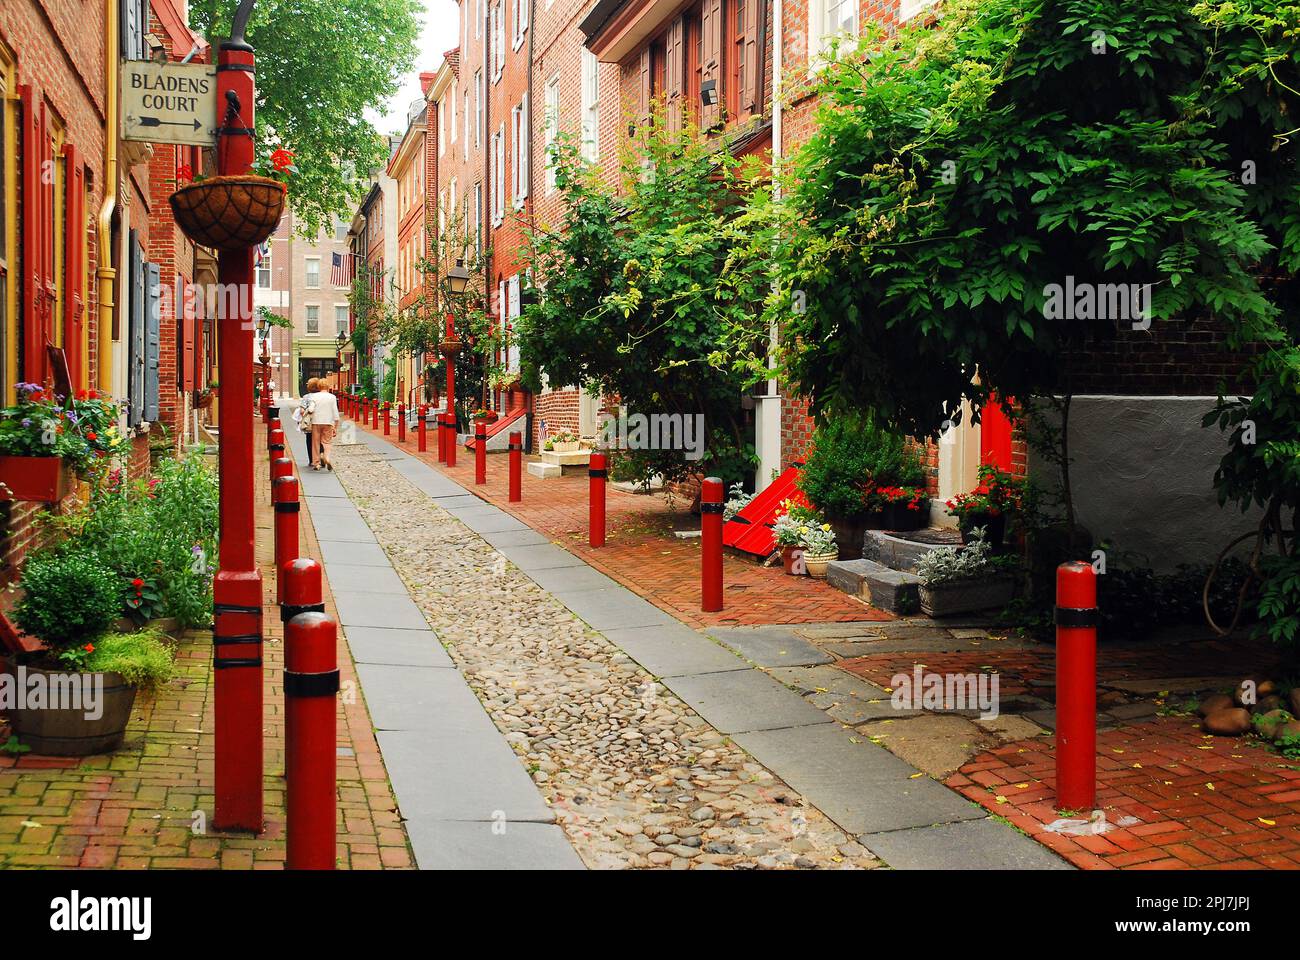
xmin=0 ymin=455 xmax=69 ymax=503
xmin=169 ymin=175 xmax=287 ymax=251
xmin=0 ymin=660 xmax=137 ymax=756
xmin=919 ymin=574 xmax=1017 ymax=617
xmin=551 ymin=440 xmax=580 ymax=453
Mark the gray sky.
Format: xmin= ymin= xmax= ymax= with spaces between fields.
xmin=367 ymin=0 xmax=461 ymax=136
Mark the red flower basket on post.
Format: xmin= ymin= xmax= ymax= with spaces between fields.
xmin=169 ymin=174 xmax=286 ymax=251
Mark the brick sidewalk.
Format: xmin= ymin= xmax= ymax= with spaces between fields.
xmin=356 ymin=419 xmax=889 ymax=628
xmin=0 ymin=447 xmax=412 ymax=869
xmin=948 ymin=718 xmax=1300 ymax=869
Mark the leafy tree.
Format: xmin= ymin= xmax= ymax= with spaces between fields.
xmin=192 ymin=0 xmax=422 ymax=236
xmin=724 ymin=0 xmax=1298 ymax=640
xmin=520 ymin=127 xmax=765 ymax=488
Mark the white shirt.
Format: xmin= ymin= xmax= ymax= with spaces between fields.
xmin=307 ymin=390 xmax=339 ymax=426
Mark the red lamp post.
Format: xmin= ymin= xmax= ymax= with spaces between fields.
xmin=212 ymin=0 xmax=264 ymax=833
xmin=441 ymin=259 xmax=470 ymax=444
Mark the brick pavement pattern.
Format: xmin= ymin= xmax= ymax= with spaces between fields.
xmin=0 ymin=450 xmax=413 ymax=870
xmin=948 ymin=718 xmax=1300 ymax=870
xmin=358 ymin=418 xmax=890 ymax=628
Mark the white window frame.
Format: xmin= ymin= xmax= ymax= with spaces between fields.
xmin=492 ymin=125 xmax=505 ymax=226
xmin=511 ymin=94 xmax=529 ymax=209
xmin=512 ymin=0 xmax=528 ymax=51
xmin=449 ymin=177 xmax=458 ymax=239
xmin=809 ymin=0 xmax=860 ymax=69
xmin=544 ymin=74 xmax=560 ymax=195
xmin=305 ymin=304 xmax=320 ymax=335
xmin=438 ymin=97 xmax=446 ymax=156
xmin=257 ymin=249 xmax=272 ymax=288
xmin=476 ymin=0 xmax=482 ymax=38
xmin=899 ymin=0 xmax=936 ymax=23
xmin=473 ymin=182 xmax=483 ymax=252
xmin=491 ymin=1 xmax=504 ymax=82
xmin=463 ymin=90 xmax=470 ymax=162
xmin=581 ymin=49 xmax=599 ymax=164
xmin=474 ymin=70 xmax=483 ymax=148
xmin=450 ymin=88 xmax=458 ymax=145
xmin=304 ymin=256 xmax=321 ymax=289
xmin=335 ymin=304 xmax=349 ymax=336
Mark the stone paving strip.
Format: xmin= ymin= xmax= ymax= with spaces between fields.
xmin=320 ymin=439 xmax=872 ymax=870
xmin=330 ymin=427 xmax=1069 ymax=869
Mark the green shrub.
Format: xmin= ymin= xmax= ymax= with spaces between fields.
xmin=85 ymin=629 xmax=176 ymax=692
xmin=14 ymin=549 xmax=120 ymax=650
xmin=798 ymin=414 xmax=923 ymax=520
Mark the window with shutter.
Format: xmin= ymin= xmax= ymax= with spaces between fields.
xmin=700 ymin=0 xmax=723 ymax=129
xmin=544 ymin=76 xmax=560 ymax=194
xmin=180 ymin=275 xmax=195 ymax=391
xmin=127 ymin=231 xmax=145 ymax=425
xmin=145 ymin=260 xmax=160 ymax=423
xmin=666 ymin=17 xmax=685 ymax=133
xmin=0 ymin=49 xmax=12 ymax=403
xmin=121 ymin=0 xmax=151 ymax=62
xmin=638 ymin=49 xmax=652 ymax=130
xmin=581 ymin=49 xmax=600 ymax=163
xmin=19 ymin=85 xmax=50 ymax=384
xmin=62 ymin=144 xmax=85 ymax=388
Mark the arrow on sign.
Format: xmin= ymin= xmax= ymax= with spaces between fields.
xmin=136 ymin=116 xmax=204 ymax=131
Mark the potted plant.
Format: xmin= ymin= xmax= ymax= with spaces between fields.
xmin=799 ymin=521 xmax=839 ymax=579
xmin=874 ymin=484 xmax=930 ymax=531
xmin=168 ymin=146 xmax=294 ymax=251
xmin=2 ymin=550 xmax=175 ymax=755
xmin=798 ymin=414 xmax=926 ymax=558
xmin=915 ymin=528 xmax=1019 ymax=616
xmin=471 ymin=408 xmax=499 ymax=424
xmin=772 ymin=500 xmax=813 ymax=574
xmin=945 ymin=464 xmax=1027 ymax=548
xmin=549 ymin=430 xmax=580 ymax=453
xmin=0 ymin=384 xmax=125 ymax=500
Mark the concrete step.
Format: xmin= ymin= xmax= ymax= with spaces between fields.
xmin=826 ymin=558 xmax=921 ymax=615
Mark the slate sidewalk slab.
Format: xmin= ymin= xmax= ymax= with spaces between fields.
xmin=860 ymin=819 xmax=1072 ymax=870
xmin=660 ymin=669 xmax=831 ymax=734
xmin=707 ymin=626 xmax=833 ymax=668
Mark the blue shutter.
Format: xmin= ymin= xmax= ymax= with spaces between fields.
xmin=128 ymin=231 xmax=145 ymax=426
xmin=145 ymin=260 xmax=160 ymax=423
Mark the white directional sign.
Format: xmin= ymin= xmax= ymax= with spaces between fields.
xmin=121 ymin=61 xmax=218 ymax=147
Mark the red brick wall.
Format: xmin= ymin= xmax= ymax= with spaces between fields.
xmin=533 ymin=385 xmax=581 ymax=448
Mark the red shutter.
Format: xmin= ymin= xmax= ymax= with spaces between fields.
xmin=19 ymin=85 xmax=55 ymax=385
xmin=62 ymin=143 xmax=85 ymax=388
xmin=666 ymin=17 xmax=685 ymax=134
xmin=740 ymin=0 xmax=758 ymax=116
xmin=701 ymin=0 xmax=723 ymax=129
xmin=180 ymin=274 xmax=196 ymax=391
xmin=639 ymin=47 xmax=652 ymax=128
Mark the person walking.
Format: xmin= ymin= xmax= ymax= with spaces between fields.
xmin=309 ymin=380 xmax=340 ymax=471
xmin=298 ymin=377 xmax=319 ymax=466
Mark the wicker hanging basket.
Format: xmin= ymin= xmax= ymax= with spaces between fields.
xmin=169 ymin=175 xmax=287 ymax=251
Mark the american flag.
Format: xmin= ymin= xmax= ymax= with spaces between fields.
xmin=330 ymin=251 xmax=355 ymax=288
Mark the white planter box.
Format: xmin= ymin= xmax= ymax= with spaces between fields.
xmin=919 ymin=574 xmax=1016 ymax=617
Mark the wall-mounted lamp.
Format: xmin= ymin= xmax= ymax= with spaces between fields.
xmin=700 ymin=80 xmax=718 ymax=107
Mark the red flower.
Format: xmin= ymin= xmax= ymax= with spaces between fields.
xmin=76 ymin=389 xmax=87 ymax=400
xmin=270 ymin=148 xmax=295 ymax=172
xmin=84 ymin=643 xmax=94 ymax=653
xmin=131 ymin=578 xmax=144 ymax=588
xmin=87 ymin=389 xmax=97 ymax=400
xmin=86 ymin=431 xmax=97 ymax=442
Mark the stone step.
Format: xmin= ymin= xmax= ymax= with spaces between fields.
xmin=527 ymin=461 xmax=563 ymax=479
xmin=826 ymin=558 xmax=921 ymax=615
xmin=863 ymin=528 xmax=960 ymax=573
xmin=540 ymin=449 xmax=591 ymax=467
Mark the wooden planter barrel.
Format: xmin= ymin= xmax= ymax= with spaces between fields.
xmin=169 ymin=175 xmax=287 ymax=251
xmin=0 ymin=455 xmax=68 ymax=502
xmin=0 ymin=661 xmax=137 ymax=755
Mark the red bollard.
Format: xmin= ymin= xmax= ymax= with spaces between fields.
xmin=382 ymin=403 xmax=391 ymax=436
xmin=1056 ymin=561 xmax=1098 ymax=812
xmin=417 ymin=405 xmax=428 ymax=452
xmin=270 ymin=455 xmax=294 ymax=500
xmin=267 ymin=417 xmax=281 ymax=449
xmin=281 ymin=558 xmax=336 ymax=871
xmin=589 ymin=452 xmax=607 ymax=547
xmin=398 ymin=403 xmax=406 ymax=443
xmin=272 ymin=476 xmax=299 ymax=605
xmin=445 ymin=413 xmax=457 ymax=468
xmin=508 ymin=431 xmax=522 ymax=502
xmin=475 ymin=422 xmax=487 ymax=484
xmin=436 ymin=409 xmax=447 ymax=462
xmin=700 ymin=476 xmax=724 ymax=612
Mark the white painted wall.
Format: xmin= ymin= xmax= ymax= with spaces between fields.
xmin=1027 ymin=395 xmax=1262 ymax=572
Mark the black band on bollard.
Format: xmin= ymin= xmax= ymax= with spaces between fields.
xmin=700 ymin=502 xmax=725 ymax=514
xmin=508 ymin=442 xmax=521 ymax=451
xmin=215 ymin=657 xmax=263 ymax=669
xmin=589 ymin=468 xmax=608 ymax=478
xmin=280 ymin=601 xmax=326 ymax=623
xmin=1055 ymin=606 xmax=1099 ymax=628
xmin=214 ymin=634 xmax=261 ymax=645
xmin=214 ymin=603 xmax=261 ymax=616
xmin=269 ymin=443 xmax=284 ymax=452
xmin=284 ymin=669 xmax=340 ymax=697
xmin=273 ymin=501 xmax=300 ymax=513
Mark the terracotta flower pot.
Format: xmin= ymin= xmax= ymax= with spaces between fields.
xmin=0 ymin=455 xmax=68 ymax=502
xmin=169 ymin=175 xmax=287 ymax=251
xmin=781 ymin=545 xmax=803 ymax=575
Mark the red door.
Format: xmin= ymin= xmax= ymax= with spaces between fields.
xmin=979 ymin=395 xmax=1014 ymax=473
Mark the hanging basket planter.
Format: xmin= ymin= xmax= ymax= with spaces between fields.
xmin=169 ymin=175 xmax=287 ymax=251
xmin=439 ymin=336 xmax=464 ymax=358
